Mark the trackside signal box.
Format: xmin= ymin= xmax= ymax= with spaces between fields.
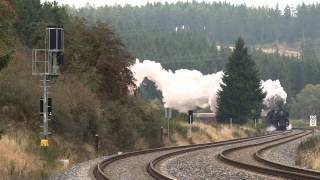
xmin=47 ymin=26 xmax=64 ymax=74
xmin=40 ymin=97 xmax=52 ymax=116
xmin=40 ymin=139 xmax=48 ymax=147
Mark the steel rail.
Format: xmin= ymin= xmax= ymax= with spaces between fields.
xmin=147 ymin=130 xmax=293 ymax=180
xmin=254 ymin=133 xmax=320 ymax=178
xmin=93 ymin=131 xmax=284 ymax=180
xmin=218 ymin=129 xmax=320 ymax=180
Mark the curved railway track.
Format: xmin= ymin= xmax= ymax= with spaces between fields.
xmin=218 ymin=129 xmax=320 ymax=180
xmin=93 ymin=129 xmax=318 ymax=180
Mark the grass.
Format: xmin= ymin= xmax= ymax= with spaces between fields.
xmin=0 ymin=130 xmax=45 ymax=179
xmin=291 ymin=119 xmax=309 ymax=128
xmin=0 ymin=123 xmax=97 ymax=179
xmin=175 ymin=122 xmax=188 ymax=139
xmin=296 ymin=134 xmax=320 ymax=170
xmin=167 ymin=118 xmax=262 ymax=145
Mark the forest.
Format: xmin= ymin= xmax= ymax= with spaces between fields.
xmin=70 ymin=2 xmax=320 ymax=101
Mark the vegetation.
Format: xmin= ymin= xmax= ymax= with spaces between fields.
xmin=71 ymin=2 xmax=320 ymax=100
xmin=2 ymin=0 xmax=163 ymax=152
xmin=290 ymin=84 xmax=320 ymax=123
xmin=166 ymin=118 xmax=258 ymax=145
xmin=216 ymin=38 xmax=265 ymax=123
xmin=290 ymin=119 xmax=309 ymax=128
xmin=71 ymin=2 xmax=320 ymax=44
xmin=2 ymin=0 xmax=320 ymax=178
xmin=296 ymin=135 xmax=320 ymax=170
xmin=11 ymin=0 xmax=69 ymax=47
xmin=0 ymin=0 xmax=164 ymax=178
xmin=0 ymin=0 xmax=16 ymax=71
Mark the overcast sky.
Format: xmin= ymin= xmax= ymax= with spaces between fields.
xmin=42 ymin=0 xmax=320 ymax=9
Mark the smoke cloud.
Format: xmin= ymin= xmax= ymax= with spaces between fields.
xmin=131 ymin=59 xmax=287 ymax=113
xmin=261 ymin=79 xmax=287 ymax=108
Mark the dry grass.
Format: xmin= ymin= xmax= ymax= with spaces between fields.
xmin=49 ymin=135 xmax=95 ymax=164
xmin=297 ymin=151 xmax=320 ymax=170
xmin=296 ymin=134 xmax=320 ymax=170
xmin=171 ymin=121 xmax=255 ymax=145
xmin=172 ymin=133 xmax=191 ymax=146
xmin=0 ymin=128 xmax=44 ymax=179
xmin=0 ymin=124 xmax=98 ymax=179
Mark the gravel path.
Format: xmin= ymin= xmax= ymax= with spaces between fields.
xmin=50 ymin=156 xmax=111 ymax=180
xmin=159 ymin=133 xmax=291 ymax=180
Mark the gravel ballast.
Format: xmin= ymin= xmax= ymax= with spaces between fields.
xmin=262 ymin=134 xmax=311 ymax=167
xmin=160 ymin=133 xmax=291 ymax=180
xmin=50 ymin=156 xmax=109 ymax=180
xmin=51 ymin=131 xmax=309 ymax=180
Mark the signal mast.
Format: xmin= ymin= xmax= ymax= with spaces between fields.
xmin=32 ymin=26 xmax=64 ymax=147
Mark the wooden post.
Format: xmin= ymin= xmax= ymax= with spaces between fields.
xmin=160 ymin=127 xmax=163 ymax=146
xmin=95 ymin=134 xmax=99 ymax=154
xmin=255 ymin=119 xmax=257 ymax=128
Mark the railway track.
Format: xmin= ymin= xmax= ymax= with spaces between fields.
xmin=219 ymin=129 xmax=320 ymax=180
xmin=93 ymin=129 xmax=318 ymax=180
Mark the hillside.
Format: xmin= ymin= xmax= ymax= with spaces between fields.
xmin=0 ymin=1 xmax=163 ymax=178
xmin=70 ymin=2 xmax=320 ymax=99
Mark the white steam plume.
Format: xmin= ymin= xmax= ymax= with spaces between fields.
xmin=131 ymin=59 xmax=287 ymax=113
xmin=261 ymin=79 xmax=287 ymax=108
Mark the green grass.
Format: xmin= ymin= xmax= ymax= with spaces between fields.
xmin=297 ymin=135 xmax=320 ymax=151
xmin=39 ymin=146 xmax=60 ymax=165
xmin=291 ymin=119 xmax=309 ymax=128
xmin=175 ymin=123 xmax=188 ymax=138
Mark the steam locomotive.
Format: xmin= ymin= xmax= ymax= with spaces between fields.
xmin=266 ymin=108 xmax=289 ymax=131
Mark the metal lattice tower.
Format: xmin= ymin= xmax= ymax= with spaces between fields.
xmin=32 ymin=26 xmax=64 ymax=146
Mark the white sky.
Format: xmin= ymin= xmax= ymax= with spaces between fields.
xmin=42 ymin=0 xmax=320 ymax=9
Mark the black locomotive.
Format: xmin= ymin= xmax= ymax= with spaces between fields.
xmin=266 ymin=106 xmax=289 ymax=131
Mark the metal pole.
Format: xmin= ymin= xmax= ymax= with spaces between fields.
xmin=167 ymin=117 xmax=169 ymax=139
xmin=189 ymin=123 xmax=192 ymax=138
xmin=43 ymin=74 xmax=48 ymax=139
xmin=313 ymin=127 xmax=316 ymax=136
xmin=189 ymin=115 xmax=192 ymax=138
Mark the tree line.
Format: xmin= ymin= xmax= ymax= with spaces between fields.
xmin=70 ymin=2 xmax=320 ymax=100
xmin=71 ymin=2 xmax=320 ymax=44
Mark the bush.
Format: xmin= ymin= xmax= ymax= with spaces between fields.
xmin=51 ymin=74 xmax=99 ymax=143
xmin=0 ymin=55 xmax=39 ymax=126
xmin=98 ymin=96 xmax=162 ymax=153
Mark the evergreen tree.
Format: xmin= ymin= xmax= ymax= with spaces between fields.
xmin=216 ymin=38 xmax=265 ymax=124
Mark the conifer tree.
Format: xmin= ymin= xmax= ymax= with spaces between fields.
xmin=216 ymin=38 xmax=265 ymax=124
